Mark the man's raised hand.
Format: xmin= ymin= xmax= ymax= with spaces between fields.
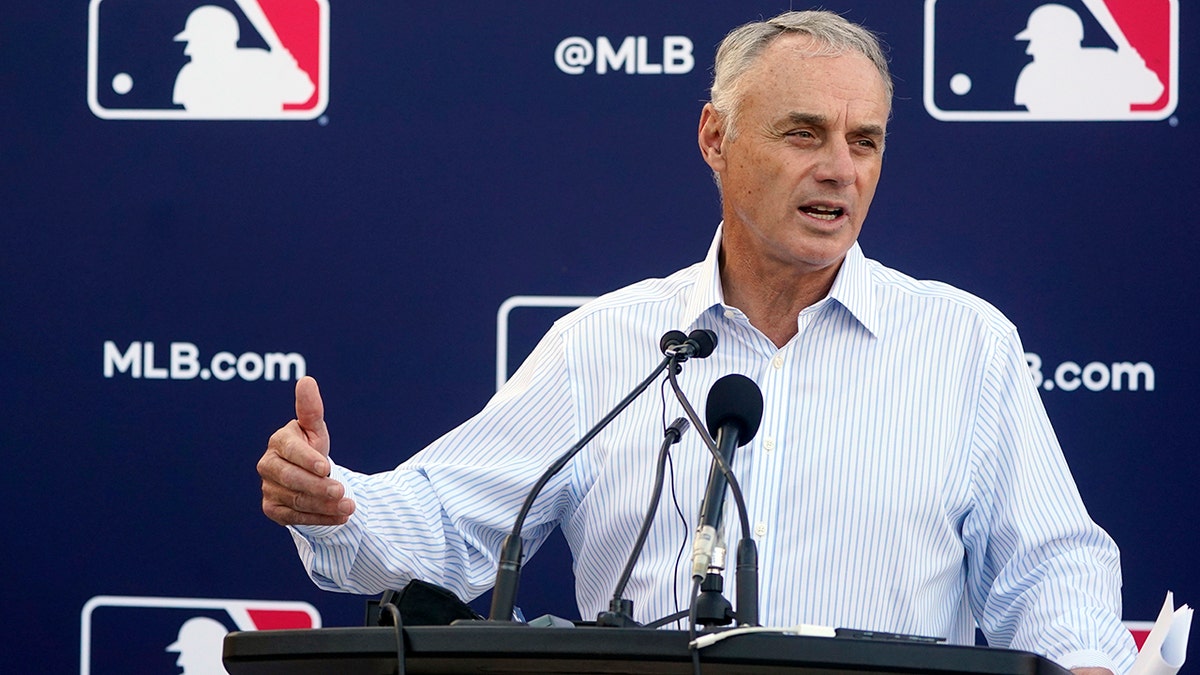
xmin=258 ymin=376 xmax=356 ymax=526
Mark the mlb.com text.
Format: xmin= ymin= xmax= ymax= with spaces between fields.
xmin=101 ymin=341 xmax=1152 ymax=392
xmin=1025 ymin=353 xmax=1154 ymax=392
xmin=103 ymin=341 xmax=306 ymax=382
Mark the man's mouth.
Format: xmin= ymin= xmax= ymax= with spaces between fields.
xmin=799 ymin=204 xmax=845 ymax=221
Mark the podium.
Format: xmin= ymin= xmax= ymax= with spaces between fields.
xmin=223 ymin=624 xmax=1073 ymax=674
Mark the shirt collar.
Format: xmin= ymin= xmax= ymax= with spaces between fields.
xmin=680 ymin=223 xmax=881 ymax=338
xmin=826 ymin=240 xmax=881 ymax=338
xmin=679 ymin=224 xmax=728 ymax=330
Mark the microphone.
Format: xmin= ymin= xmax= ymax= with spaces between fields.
xmin=487 ymin=330 xmax=717 ymax=622
xmin=691 ymin=374 xmax=763 ymax=579
xmin=661 ymin=328 xmax=717 ymax=360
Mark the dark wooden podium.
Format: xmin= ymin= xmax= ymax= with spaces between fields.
xmin=223 ymin=624 xmax=1072 ymax=675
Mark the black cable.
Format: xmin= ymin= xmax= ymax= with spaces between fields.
xmin=608 ymin=417 xmax=688 ymax=610
xmin=656 ymin=375 xmax=689 ymax=627
xmin=644 ymin=608 xmax=690 ymax=629
xmin=667 ymin=448 xmax=689 ymax=628
xmin=657 ymin=375 xmax=692 ymax=629
xmin=660 ymin=375 xmax=672 ymax=436
xmin=380 ymin=603 xmax=406 ymax=675
xmin=687 ymin=576 xmax=703 ymax=675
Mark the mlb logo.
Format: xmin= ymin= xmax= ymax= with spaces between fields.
xmin=923 ymin=0 xmax=1178 ymax=121
xmin=87 ymin=0 xmax=329 ymax=120
xmin=1125 ymin=621 xmax=1154 ymax=650
xmin=80 ymin=595 xmax=320 ymax=674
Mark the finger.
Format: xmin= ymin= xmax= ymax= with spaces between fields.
xmin=262 ymin=495 xmax=355 ymax=528
xmin=268 ymin=422 xmax=330 ymax=477
xmin=258 ymin=446 xmax=335 ymax=497
xmin=273 ymin=511 xmax=352 ymax=527
xmin=294 ymin=375 xmax=330 ymax=456
xmin=260 ymin=468 xmax=356 ymax=518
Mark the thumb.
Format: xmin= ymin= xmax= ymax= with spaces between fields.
xmin=295 ymin=375 xmax=330 ymax=456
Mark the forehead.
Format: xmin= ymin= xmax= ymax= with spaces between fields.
xmin=740 ymin=34 xmax=890 ymax=123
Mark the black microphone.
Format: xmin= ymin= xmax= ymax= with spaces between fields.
xmin=691 ymin=374 xmax=763 ymax=579
xmin=659 ymin=330 xmax=687 ymax=354
xmin=662 ymin=328 xmax=717 ymax=360
xmin=487 ymin=330 xmax=717 ymax=622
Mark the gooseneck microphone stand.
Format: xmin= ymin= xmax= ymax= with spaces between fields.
xmin=487 ymin=329 xmax=717 ymax=622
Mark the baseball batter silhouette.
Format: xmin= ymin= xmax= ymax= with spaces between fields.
xmin=1013 ymin=3 xmax=1163 ymax=118
xmin=172 ymin=5 xmax=314 ymax=117
xmin=165 ymin=616 xmax=230 ymax=675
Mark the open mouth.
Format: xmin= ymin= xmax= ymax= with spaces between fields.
xmin=799 ymin=204 xmax=845 ymax=221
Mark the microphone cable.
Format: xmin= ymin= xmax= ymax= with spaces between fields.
xmin=602 ymin=416 xmax=690 ymax=623
xmin=378 ymin=600 xmax=407 ymax=675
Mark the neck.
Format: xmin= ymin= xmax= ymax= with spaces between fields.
xmin=720 ymin=248 xmax=843 ymax=349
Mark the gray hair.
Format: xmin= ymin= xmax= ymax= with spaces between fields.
xmin=709 ymin=10 xmax=893 ymax=138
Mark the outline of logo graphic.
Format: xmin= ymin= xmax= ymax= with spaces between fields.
xmin=923 ymin=0 xmax=1178 ymax=121
xmin=496 ymin=296 xmax=592 ymax=390
xmin=80 ymin=595 xmax=321 ymax=674
xmin=87 ymin=0 xmax=329 ymax=120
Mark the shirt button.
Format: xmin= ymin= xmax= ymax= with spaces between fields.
xmin=754 ymin=522 xmax=768 ymax=537
xmin=724 ymin=309 xmax=736 ymax=319
xmin=763 ymin=436 xmax=775 ymax=452
xmin=772 ymin=355 xmax=784 ymax=369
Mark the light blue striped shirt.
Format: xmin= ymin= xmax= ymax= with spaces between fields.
xmin=293 ymin=227 xmax=1136 ymax=673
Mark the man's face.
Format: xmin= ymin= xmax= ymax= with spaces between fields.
xmin=701 ymin=35 xmax=890 ymax=278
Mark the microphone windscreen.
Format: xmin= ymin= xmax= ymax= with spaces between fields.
xmin=705 ymin=374 xmax=763 ymax=445
xmin=659 ymin=330 xmax=688 ymax=354
xmin=686 ymin=328 xmax=718 ymax=358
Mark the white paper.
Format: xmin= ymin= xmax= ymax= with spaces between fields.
xmin=1130 ymin=592 xmax=1192 ymax=675
xmin=689 ymin=623 xmax=837 ymax=649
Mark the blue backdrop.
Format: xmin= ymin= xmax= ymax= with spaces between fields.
xmin=1 ymin=1 xmax=1194 ymax=672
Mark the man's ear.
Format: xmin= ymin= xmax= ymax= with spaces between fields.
xmin=698 ymin=103 xmax=727 ymax=172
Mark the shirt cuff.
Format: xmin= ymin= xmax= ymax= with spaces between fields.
xmin=1055 ymin=648 xmax=1120 ymax=674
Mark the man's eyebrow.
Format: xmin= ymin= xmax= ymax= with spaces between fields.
xmin=782 ymin=112 xmax=886 ymax=138
xmin=856 ymin=123 xmax=886 ymax=138
xmin=785 ymin=111 xmax=827 ymax=127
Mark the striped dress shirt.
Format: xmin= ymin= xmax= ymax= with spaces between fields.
xmin=293 ymin=226 xmax=1136 ymax=673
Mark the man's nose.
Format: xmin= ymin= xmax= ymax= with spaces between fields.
xmin=813 ymin=138 xmax=857 ymax=186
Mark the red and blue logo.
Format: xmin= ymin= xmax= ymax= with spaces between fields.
xmin=80 ymin=595 xmax=320 ymax=674
xmin=924 ymin=0 xmax=1177 ymax=121
xmin=88 ymin=0 xmax=329 ymax=120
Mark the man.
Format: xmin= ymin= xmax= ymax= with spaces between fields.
xmin=258 ymin=11 xmax=1135 ymax=674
